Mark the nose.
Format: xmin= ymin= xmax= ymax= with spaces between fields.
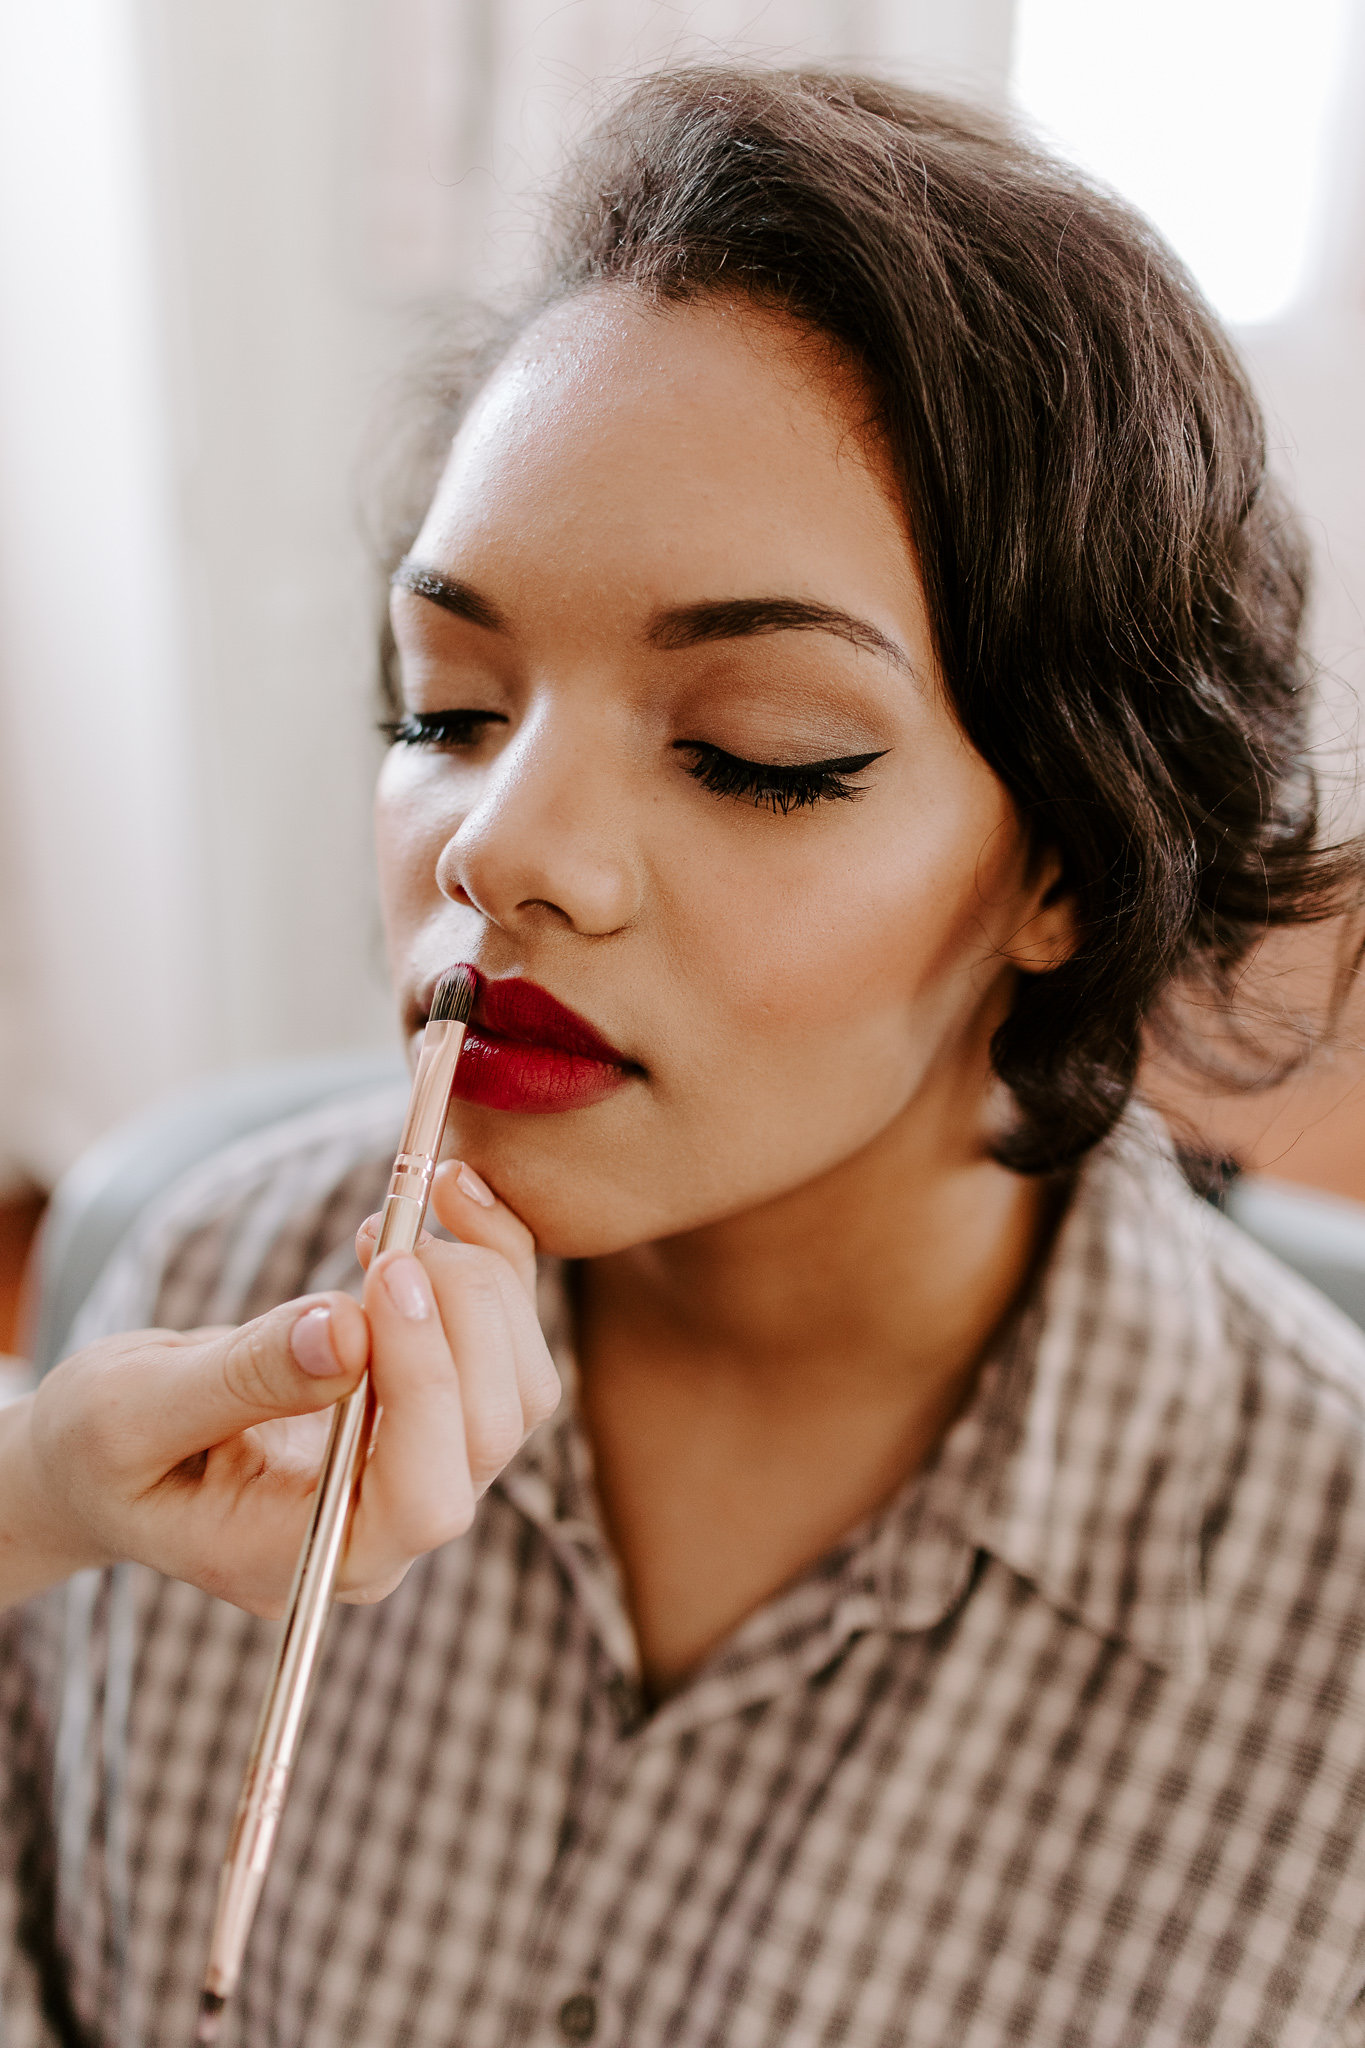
xmin=436 ymin=702 xmax=643 ymax=938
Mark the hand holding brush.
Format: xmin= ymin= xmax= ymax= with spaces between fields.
xmin=0 ymin=967 xmax=558 ymax=2036
xmin=192 ymin=965 xmax=560 ymax=2039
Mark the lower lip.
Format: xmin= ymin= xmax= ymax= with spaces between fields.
xmin=451 ymin=1030 xmax=633 ymax=1113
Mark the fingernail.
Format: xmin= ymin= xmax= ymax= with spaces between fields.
xmin=291 ymin=1305 xmax=340 ymax=1377
xmin=455 ymin=1161 xmax=495 ymax=1208
xmin=381 ymin=1253 xmax=431 ymax=1321
xmin=359 ymin=1214 xmax=431 ymax=1249
xmin=358 ymin=1212 xmax=431 ymax=1245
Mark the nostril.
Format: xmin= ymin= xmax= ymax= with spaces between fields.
xmin=516 ymin=898 xmax=577 ymax=927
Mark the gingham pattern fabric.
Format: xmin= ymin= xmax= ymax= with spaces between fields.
xmin=6 ymin=1092 xmax=1365 ymax=2046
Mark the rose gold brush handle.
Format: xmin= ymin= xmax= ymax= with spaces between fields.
xmin=194 ymin=1375 xmax=374 ymax=2026
xmin=194 ymin=980 xmax=473 ymax=2042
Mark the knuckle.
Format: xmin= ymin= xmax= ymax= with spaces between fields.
xmin=376 ymin=1484 xmax=476 ymax=1561
xmin=449 ymin=1243 xmax=509 ymax=1303
xmin=221 ymin=1323 xmax=279 ymax=1414
xmin=440 ymin=1495 xmax=477 ymax=1543
xmin=426 ymin=1506 xmax=476 ymax=1550
xmin=337 ymin=1569 xmax=409 ymax=1607
xmin=526 ymin=1361 xmax=562 ymax=1425
xmin=409 ymin=1498 xmax=475 ymax=1553
xmin=408 ymin=1490 xmax=477 ymax=1551
xmin=192 ymin=1558 xmax=284 ymax=1619
xmin=468 ymin=1404 xmax=524 ymax=1480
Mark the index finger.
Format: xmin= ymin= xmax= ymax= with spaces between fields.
xmin=355 ymin=1159 xmax=539 ymax=1300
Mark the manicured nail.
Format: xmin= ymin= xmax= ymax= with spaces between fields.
xmin=291 ymin=1305 xmax=340 ymax=1377
xmin=455 ymin=1161 xmax=495 ymax=1208
xmin=381 ymin=1253 xmax=431 ymax=1321
xmin=358 ymin=1213 xmax=430 ymax=1248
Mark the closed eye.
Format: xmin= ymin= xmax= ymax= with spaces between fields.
xmin=379 ymin=710 xmax=508 ymax=749
xmin=675 ymin=742 xmax=887 ymax=815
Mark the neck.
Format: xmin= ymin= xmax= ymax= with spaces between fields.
xmin=574 ymin=1056 xmax=1060 ymax=1690
xmin=583 ymin=1081 xmax=1051 ymax=1412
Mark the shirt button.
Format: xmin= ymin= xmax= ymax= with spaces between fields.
xmin=557 ymin=1991 xmax=597 ymax=2041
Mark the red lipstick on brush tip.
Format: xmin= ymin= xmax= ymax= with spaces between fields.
xmin=421 ymin=964 xmax=637 ymax=1113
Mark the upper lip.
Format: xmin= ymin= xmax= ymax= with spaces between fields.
xmin=419 ymin=966 xmax=633 ymax=1066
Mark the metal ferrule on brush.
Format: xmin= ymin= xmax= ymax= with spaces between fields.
xmin=193 ymin=964 xmax=476 ymax=2043
xmin=376 ymin=1012 xmax=467 ymax=1253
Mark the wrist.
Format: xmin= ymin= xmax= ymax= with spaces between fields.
xmin=0 ymin=1393 xmax=108 ymax=1608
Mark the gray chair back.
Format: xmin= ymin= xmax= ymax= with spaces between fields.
xmin=28 ymin=1050 xmax=405 ymax=1378
xmin=1223 ymin=1175 xmax=1365 ymax=1334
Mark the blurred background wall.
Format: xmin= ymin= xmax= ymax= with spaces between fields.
xmin=0 ymin=0 xmax=1361 ymax=1194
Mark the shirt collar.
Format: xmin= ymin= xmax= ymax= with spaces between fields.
xmin=504 ymin=1104 xmax=1229 ymax=1695
xmin=945 ymin=1105 xmax=1231 ymax=1682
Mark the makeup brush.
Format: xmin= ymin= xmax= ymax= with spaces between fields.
xmin=192 ymin=964 xmax=476 ymax=2044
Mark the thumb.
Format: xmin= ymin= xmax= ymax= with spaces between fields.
xmin=164 ymin=1294 xmax=369 ymax=1453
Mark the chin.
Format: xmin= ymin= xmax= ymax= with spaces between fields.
xmin=515 ymin=1178 xmax=660 ymax=1262
xmin=444 ymin=1105 xmax=657 ymax=1259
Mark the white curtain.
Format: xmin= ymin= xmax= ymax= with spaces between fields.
xmin=0 ymin=0 xmax=1018 ymax=1187
xmin=1 ymin=0 xmax=1360 ymax=1188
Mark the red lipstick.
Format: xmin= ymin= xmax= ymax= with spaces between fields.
xmin=435 ymin=967 xmax=636 ymax=1114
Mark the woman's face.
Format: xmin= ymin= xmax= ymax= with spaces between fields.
xmin=377 ymin=292 xmax=1067 ymax=1257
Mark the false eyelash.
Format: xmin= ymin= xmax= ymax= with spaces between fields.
xmin=676 ymin=743 xmax=887 ymax=815
xmin=379 ymin=710 xmax=507 ymax=749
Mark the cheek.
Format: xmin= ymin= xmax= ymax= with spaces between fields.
xmin=373 ymin=762 xmax=453 ymax=930
xmin=586 ymin=793 xmax=1021 ymax=1237
xmin=374 ymin=761 xmax=458 ymax=974
xmin=668 ymin=785 xmax=1021 ymax=1081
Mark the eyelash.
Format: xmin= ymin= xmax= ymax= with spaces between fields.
xmin=379 ymin=711 xmax=506 ymax=749
xmin=381 ymin=714 xmax=884 ymax=815
xmin=676 ymin=742 xmax=886 ymax=814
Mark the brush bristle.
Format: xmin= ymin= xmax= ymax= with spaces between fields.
xmin=194 ymin=1990 xmax=227 ymax=2043
xmin=429 ymin=963 xmax=476 ymax=1026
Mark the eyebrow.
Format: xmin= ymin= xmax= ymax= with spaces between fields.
xmin=392 ymin=560 xmax=505 ymax=631
xmin=647 ymin=597 xmax=913 ymax=673
xmin=393 ymin=560 xmax=912 ymax=674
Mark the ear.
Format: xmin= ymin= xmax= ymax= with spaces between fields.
xmin=999 ymin=849 xmax=1079 ymax=975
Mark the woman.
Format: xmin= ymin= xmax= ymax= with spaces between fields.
xmin=4 ymin=66 xmax=1365 ymax=2046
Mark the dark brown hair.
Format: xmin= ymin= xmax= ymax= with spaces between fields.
xmin=383 ymin=65 xmax=1360 ymax=1174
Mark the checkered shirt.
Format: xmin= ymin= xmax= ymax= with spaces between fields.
xmin=7 ymin=1088 xmax=1365 ymax=2047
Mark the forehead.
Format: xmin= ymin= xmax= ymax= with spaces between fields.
xmin=413 ymin=291 xmax=922 ymax=626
